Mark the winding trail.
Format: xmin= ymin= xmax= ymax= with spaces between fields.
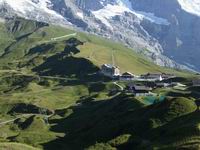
xmin=51 ymin=33 xmax=77 ymax=41
xmin=112 ymin=49 xmax=115 ymax=66
xmin=113 ymin=82 xmax=124 ymax=91
xmin=0 ymin=101 xmax=78 ymax=126
xmin=33 ymin=32 xmax=77 ymax=45
xmin=0 ymin=113 xmax=53 ymax=126
xmin=0 ymin=69 xmax=69 ymax=81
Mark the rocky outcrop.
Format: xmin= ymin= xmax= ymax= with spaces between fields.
xmin=5 ymin=17 xmax=48 ymax=40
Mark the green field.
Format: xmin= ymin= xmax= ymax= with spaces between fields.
xmin=0 ymin=17 xmax=199 ymax=150
xmin=0 ymin=18 xmax=192 ymax=76
xmin=0 ymin=143 xmax=40 ymax=150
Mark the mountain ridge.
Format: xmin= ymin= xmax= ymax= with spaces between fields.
xmin=0 ymin=0 xmax=200 ymax=72
xmin=0 ymin=17 xmax=190 ymax=76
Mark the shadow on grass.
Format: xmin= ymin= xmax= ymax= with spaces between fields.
xmin=32 ymin=52 xmax=98 ymax=77
xmin=167 ymin=89 xmax=200 ymax=99
xmin=149 ymin=110 xmax=200 ymax=147
xmin=42 ymin=94 xmax=144 ymax=150
xmin=42 ymin=96 xmax=199 ymax=150
xmin=8 ymin=103 xmax=52 ymax=115
xmin=32 ymin=51 xmax=111 ymax=85
xmin=28 ymin=43 xmax=56 ymax=55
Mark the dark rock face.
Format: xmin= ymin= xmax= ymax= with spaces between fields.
xmin=5 ymin=17 xmax=48 ymax=39
xmin=51 ymin=0 xmax=88 ymax=29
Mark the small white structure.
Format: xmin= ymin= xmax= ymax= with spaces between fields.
xmin=101 ymin=64 xmax=120 ymax=78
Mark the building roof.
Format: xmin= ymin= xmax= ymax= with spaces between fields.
xmin=102 ymin=64 xmax=119 ymax=69
xmin=156 ymin=82 xmax=169 ymax=87
xmin=127 ymin=83 xmax=152 ymax=91
xmin=143 ymin=73 xmax=162 ymax=77
xmin=134 ymin=86 xmax=152 ymax=91
xmin=122 ymin=72 xmax=134 ymax=76
xmin=193 ymin=79 xmax=200 ymax=82
xmin=142 ymin=73 xmax=173 ymax=76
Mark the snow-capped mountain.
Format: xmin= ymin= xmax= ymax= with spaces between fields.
xmin=178 ymin=0 xmax=200 ymax=16
xmin=0 ymin=0 xmax=71 ymax=25
xmin=1 ymin=0 xmax=200 ymax=71
xmin=91 ymin=0 xmax=170 ymax=28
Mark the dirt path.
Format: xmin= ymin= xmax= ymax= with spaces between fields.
xmin=51 ymin=33 xmax=77 ymax=41
xmin=0 ymin=113 xmax=53 ymax=126
xmin=113 ymin=82 xmax=124 ymax=91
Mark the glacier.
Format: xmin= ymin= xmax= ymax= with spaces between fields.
xmin=92 ymin=0 xmax=169 ymax=29
xmin=177 ymin=0 xmax=200 ymax=16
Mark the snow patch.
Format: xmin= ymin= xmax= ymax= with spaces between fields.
xmin=77 ymin=12 xmax=84 ymax=19
xmin=0 ymin=0 xmax=65 ymax=19
xmin=177 ymin=0 xmax=200 ymax=17
xmin=92 ymin=0 xmax=169 ymax=29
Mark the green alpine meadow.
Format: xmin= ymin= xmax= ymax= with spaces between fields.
xmin=0 ymin=16 xmax=199 ymax=150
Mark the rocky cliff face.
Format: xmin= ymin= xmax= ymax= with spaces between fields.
xmin=0 ymin=0 xmax=200 ymax=71
xmin=131 ymin=0 xmax=200 ymax=71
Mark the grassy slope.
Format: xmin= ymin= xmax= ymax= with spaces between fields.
xmin=0 ymin=22 xmax=14 ymax=55
xmin=43 ymin=94 xmax=199 ymax=150
xmin=34 ymin=26 xmax=192 ymax=76
xmin=0 ymin=18 xmax=199 ymax=150
xmin=0 ymin=142 xmax=41 ymax=150
xmin=0 ymin=20 xmax=192 ymax=76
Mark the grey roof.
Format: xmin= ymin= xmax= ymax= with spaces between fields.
xmin=127 ymin=84 xmax=152 ymax=91
xmin=122 ymin=72 xmax=134 ymax=76
xmin=134 ymin=86 xmax=152 ymax=91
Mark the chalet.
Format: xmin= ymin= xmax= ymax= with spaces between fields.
xmin=101 ymin=64 xmax=120 ymax=78
xmin=193 ymin=79 xmax=200 ymax=86
xmin=162 ymin=73 xmax=175 ymax=80
xmin=126 ymin=83 xmax=152 ymax=96
xmin=120 ymin=72 xmax=134 ymax=81
xmin=141 ymin=73 xmax=163 ymax=81
xmin=141 ymin=73 xmax=175 ymax=81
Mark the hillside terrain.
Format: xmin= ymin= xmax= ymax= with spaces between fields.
xmin=1 ymin=0 xmax=200 ymax=71
xmin=0 ymin=18 xmax=199 ymax=150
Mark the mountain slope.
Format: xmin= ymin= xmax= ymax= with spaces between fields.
xmin=131 ymin=0 xmax=200 ymax=71
xmin=0 ymin=17 xmax=190 ymax=76
xmin=0 ymin=17 xmax=199 ymax=150
xmin=43 ymin=94 xmax=199 ymax=150
xmin=0 ymin=0 xmax=70 ymax=25
xmin=1 ymin=0 xmax=200 ymax=71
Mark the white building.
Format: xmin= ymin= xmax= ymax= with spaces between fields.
xmin=101 ymin=64 xmax=120 ymax=78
